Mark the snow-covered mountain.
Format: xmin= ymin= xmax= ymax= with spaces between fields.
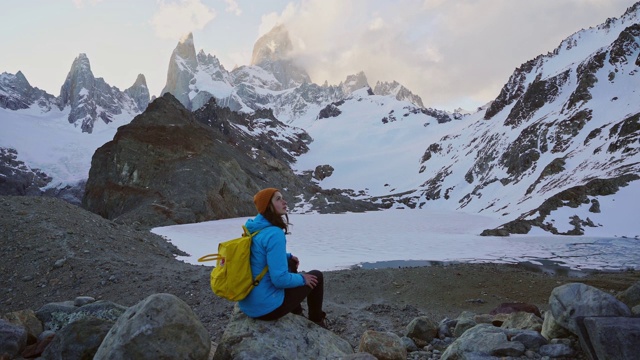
xmin=294 ymin=3 xmax=640 ymax=236
xmin=159 ymin=26 xmax=425 ymax=122
xmin=1 ymin=4 xmax=639 ymax=238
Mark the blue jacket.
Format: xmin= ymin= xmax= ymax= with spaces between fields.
xmin=238 ymin=214 xmax=305 ymax=317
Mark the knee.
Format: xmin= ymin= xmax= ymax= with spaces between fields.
xmin=308 ymin=270 xmax=323 ymax=283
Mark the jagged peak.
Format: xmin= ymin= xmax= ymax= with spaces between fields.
xmin=171 ymin=33 xmax=197 ymax=65
xmin=251 ymin=24 xmax=293 ymax=65
xmin=131 ymin=74 xmax=147 ymax=88
xmin=341 ymin=71 xmax=369 ymax=94
xmin=70 ymin=53 xmax=92 ymax=72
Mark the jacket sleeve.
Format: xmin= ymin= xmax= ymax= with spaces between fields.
xmin=263 ymin=229 xmax=305 ymax=288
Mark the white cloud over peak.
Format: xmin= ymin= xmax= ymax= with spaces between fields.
xmin=258 ymin=0 xmax=635 ymax=110
xmin=225 ymin=0 xmax=242 ymax=16
xmin=151 ymin=0 xmax=216 ymax=40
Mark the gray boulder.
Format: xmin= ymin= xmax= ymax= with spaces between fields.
xmin=41 ymin=316 xmax=114 ymax=360
xmin=94 ymin=293 xmax=210 ymax=360
xmin=580 ymin=317 xmax=640 ymax=360
xmin=214 ymin=309 xmax=353 ymax=360
xmin=36 ymin=300 xmax=126 ymax=332
xmin=0 ymin=319 xmax=28 ymax=359
xmin=548 ymin=282 xmax=631 ymax=334
xmin=541 ymin=309 xmax=572 ymax=340
xmin=441 ymin=324 xmax=527 ymax=360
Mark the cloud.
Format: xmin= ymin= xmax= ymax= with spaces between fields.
xmin=224 ymin=0 xmax=242 ymax=16
xmin=258 ymin=0 xmax=635 ymax=110
xmin=72 ymin=0 xmax=103 ymax=8
xmin=151 ymin=0 xmax=216 ymax=40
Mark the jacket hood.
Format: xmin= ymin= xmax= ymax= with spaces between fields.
xmin=245 ymin=214 xmax=274 ymax=234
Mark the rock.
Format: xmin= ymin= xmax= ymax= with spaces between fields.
xmin=617 ymin=280 xmax=640 ymax=308
xmin=499 ymin=311 xmax=543 ymax=331
xmin=41 ymin=317 xmax=114 ymax=360
xmin=313 ymin=164 xmax=335 ymax=181
xmin=400 ymin=336 xmax=418 ymax=352
xmin=0 ymin=319 xmax=27 ymax=359
xmin=73 ymin=296 xmax=96 ymax=307
xmin=36 ymin=300 xmax=127 ymax=332
xmin=548 ymin=282 xmax=631 ymax=334
xmin=214 ymin=308 xmax=352 ymax=359
xmin=510 ymin=330 xmax=548 ymax=351
xmin=34 ymin=301 xmax=76 ymax=331
xmin=579 ymin=317 xmax=640 ymax=360
xmin=441 ymin=324 xmax=520 ymax=359
xmin=2 ymin=309 xmax=43 ymax=342
xmin=538 ymin=343 xmax=574 ymax=358
xmin=541 ymin=309 xmax=572 ymax=340
xmin=94 ymin=293 xmax=210 ymax=360
xmin=405 ymin=316 xmax=438 ymax=346
xmin=489 ymin=302 xmax=541 ymax=318
xmin=358 ymin=330 xmax=406 ymax=360
xmin=21 ymin=330 xmax=55 ymax=359
xmin=453 ymin=311 xmax=477 ymax=338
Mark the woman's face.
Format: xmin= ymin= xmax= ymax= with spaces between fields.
xmin=270 ymin=191 xmax=288 ymax=215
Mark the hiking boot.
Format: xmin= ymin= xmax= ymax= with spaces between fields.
xmin=313 ymin=311 xmax=330 ymax=330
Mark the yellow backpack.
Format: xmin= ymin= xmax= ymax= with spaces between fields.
xmin=198 ymin=225 xmax=268 ymax=301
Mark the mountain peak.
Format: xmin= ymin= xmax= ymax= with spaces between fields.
xmin=251 ymin=25 xmax=293 ymax=66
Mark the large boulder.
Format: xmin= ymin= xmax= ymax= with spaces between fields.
xmin=440 ymin=324 xmax=526 ymax=359
xmin=548 ymin=283 xmax=631 ymax=335
xmin=214 ymin=308 xmax=353 ymax=359
xmin=41 ymin=317 xmax=114 ymax=360
xmin=94 ymin=293 xmax=210 ymax=360
xmin=580 ymin=316 xmax=640 ymax=360
xmin=358 ymin=330 xmax=406 ymax=360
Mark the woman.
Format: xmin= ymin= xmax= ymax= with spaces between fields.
xmin=238 ymin=188 xmax=328 ymax=328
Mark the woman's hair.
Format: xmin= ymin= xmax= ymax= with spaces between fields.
xmin=263 ymin=202 xmax=290 ymax=234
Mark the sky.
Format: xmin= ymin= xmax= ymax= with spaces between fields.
xmin=1 ymin=0 xmax=637 ymax=111
xmin=151 ymin=209 xmax=640 ymax=272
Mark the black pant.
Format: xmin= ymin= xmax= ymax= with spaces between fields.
xmin=256 ymin=259 xmax=324 ymax=323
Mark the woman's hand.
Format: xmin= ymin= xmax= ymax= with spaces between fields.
xmin=302 ymin=273 xmax=318 ymax=289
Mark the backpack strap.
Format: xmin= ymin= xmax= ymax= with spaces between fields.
xmin=244 ymin=225 xmax=269 ymax=286
xmin=253 ymin=266 xmax=268 ymax=286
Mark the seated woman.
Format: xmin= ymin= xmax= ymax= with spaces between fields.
xmin=238 ymin=188 xmax=327 ymax=328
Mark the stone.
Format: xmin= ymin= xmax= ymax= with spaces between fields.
xmin=541 ymin=309 xmax=572 ymax=340
xmin=510 ymin=330 xmax=548 ymax=351
xmin=21 ymin=330 xmax=55 ymax=359
xmin=538 ymin=343 xmax=574 ymax=358
xmin=441 ymin=324 xmax=512 ymax=359
xmin=73 ymin=296 xmax=96 ymax=307
xmin=214 ymin=308 xmax=352 ymax=360
xmin=453 ymin=312 xmax=477 ymax=338
xmin=94 ymin=293 xmax=210 ymax=360
xmin=548 ymin=282 xmax=631 ymax=335
xmin=36 ymin=300 xmax=126 ymax=332
xmin=500 ymin=311 xmax=543 ymax=331
xmin=41 ymin=317 xmax=114 ymax=360
xmin=617 ymin=280 xmax=640 ymax=308
xmin=3 ymin=309 xmax=43 ymax=341
xmin=580 ymin=316 xmax=640 ymax=360
xmin=489 ymin=302 xmax=541 ymax=318
xmin=0 ymin=319 xmax=27 ymax=359
xmin=358 ymin=330 xmax=406 ymax=360
xmin=405 ymin=316 xmax=439 ymax=346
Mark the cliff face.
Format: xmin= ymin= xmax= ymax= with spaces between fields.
xmin=83 ymin=93 xmax=377 ymax=227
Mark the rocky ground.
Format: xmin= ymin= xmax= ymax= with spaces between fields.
xmin=2 ymin=195 xmax=639 ymax=350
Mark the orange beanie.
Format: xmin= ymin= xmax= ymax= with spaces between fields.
xmin=253 ymin=188 xmax=279 ymax=214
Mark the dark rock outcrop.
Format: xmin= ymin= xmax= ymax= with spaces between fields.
xmin=83 ymin=93 xmax=378 ymax=227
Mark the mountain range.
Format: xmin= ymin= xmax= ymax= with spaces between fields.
xmin=1 ymin=2 xmax=639 ymax=237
